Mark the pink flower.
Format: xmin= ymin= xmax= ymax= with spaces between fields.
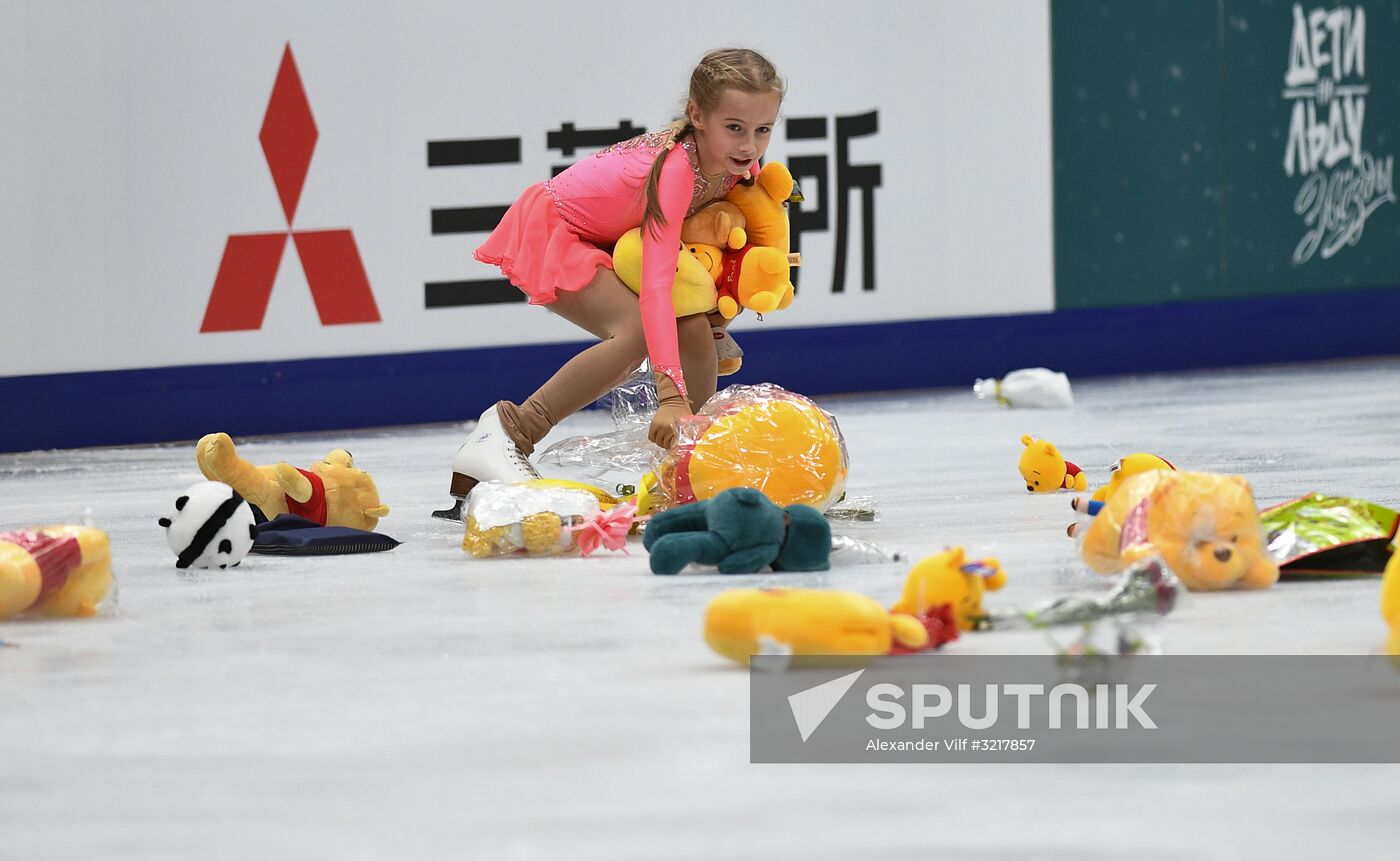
xmin=570 ymin=502 xmax=641 ymax=557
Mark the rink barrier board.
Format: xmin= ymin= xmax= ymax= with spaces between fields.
xmin=1052 ymin=0 xmax=1400 ymax=308
xmin=2 ymin=284 xmax=1399 ymax=453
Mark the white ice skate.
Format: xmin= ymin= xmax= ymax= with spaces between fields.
xmin=433 ymin=405 xmax=541 ymax=521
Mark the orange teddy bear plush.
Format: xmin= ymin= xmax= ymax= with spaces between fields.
xmin=714 ymin=161 xmax=798 ymax=319
xmin=1079 ymin=470 xmax=1278 ymax=591
xmin=726 ymin=161 xmax=795 ymax=251
xmin=682 ymin=201 xmax=747 ymax=252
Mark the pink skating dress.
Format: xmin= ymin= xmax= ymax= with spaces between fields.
xmin=474 ymin=129 xmax=739 ymax=398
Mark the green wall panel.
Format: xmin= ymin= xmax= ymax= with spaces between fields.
xmin=1052 ymin=0 xmax=1226 ymax=308
xmin=1223 ymin=0 xmax=1400 ymax=295
xmin=1052 ymin=0 xmax=1400 ymax=308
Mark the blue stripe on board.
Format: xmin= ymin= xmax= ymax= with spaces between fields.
xmin=4 ymin=286 xmax=1398 ymax=452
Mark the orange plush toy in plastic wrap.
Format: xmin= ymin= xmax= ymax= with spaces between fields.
xmin=1079 ymin=470 xmax=1279 ymax=591
xmin=649 ymin=383 xmax=848 ymax=513
xmin=0 ymin=526 xmax=114 ymax=619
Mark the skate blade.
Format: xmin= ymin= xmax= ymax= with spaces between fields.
xmin=431 ymin=499 xmax=465 ymax=522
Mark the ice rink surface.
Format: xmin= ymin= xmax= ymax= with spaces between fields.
xmin=4 ymin=358 xmax=1400 ymax=859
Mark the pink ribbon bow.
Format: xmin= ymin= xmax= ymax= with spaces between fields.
xmin=569 ymin=501 xmax=642 ymax=557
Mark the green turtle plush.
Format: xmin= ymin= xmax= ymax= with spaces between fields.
xmin=644 ymin=487 xmax=831 ymax=575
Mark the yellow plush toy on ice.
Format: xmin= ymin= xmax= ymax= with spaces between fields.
xmin=892 ymin=547 xmax=1007 ymax=631
xmin=701 ymin=546 xmax=972 ymax=665
xmin=704 ymin=588 xmax=933 ymax=665
xmin=1090 ymin=452 xmax=1177 ymax=502
xmin=1380 ymin=545 xmax=1400 ymax=660
xmin=1079 ymin=470 xmax=1279 ymax=591
xmin=1018 ymin=434 xmax=1087 ymax=493
xmin=196 ymin=433 xmax=390 ymax=530
xmin=1066 ymin=452 xmax=1179 ymax=537
xmin=0 ymin=525 xmax=113 ymax=619
xmin=656 ymin=384 xmax=848 ymax=512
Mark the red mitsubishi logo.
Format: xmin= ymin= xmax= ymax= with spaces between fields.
xmin=202 ymin=44 xmax=380 ymax=332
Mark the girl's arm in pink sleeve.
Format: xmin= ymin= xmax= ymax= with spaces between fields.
xmin=638 ymin=146 xmax=692 ymax=400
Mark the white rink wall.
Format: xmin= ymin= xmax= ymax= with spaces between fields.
xmin=0 ymin=0 xmax=1054 ymax=378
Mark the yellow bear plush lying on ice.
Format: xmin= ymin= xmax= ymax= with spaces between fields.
xmin=892 ymin=547 xmax=1007 ymax=631
xmin=1090 ymin=452 xmax=1177 ymax=502
xmin=701 ymin=546 xmax=993 ymax=664
xmin=196 ymin=433 xmax=390 ymax=530
xmin=1018 ymin=435 xmax=1087 ymax=493
xmin=1079 ymin=470 xmax=1278 ymax=591
xmin=704 ymin=588 xmax=932 ymax=665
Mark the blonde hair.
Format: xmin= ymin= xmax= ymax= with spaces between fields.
xmin=641 ymin=48 xmax=786 ymax=236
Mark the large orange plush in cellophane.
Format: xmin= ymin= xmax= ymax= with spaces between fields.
xmin=659 ymin=384 xmax=848 ymax=511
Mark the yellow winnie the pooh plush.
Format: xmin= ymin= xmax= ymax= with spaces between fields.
xmin=1079 ymin=470 xmax=1278 ymax=591
xmin=892 ymin=547 xmax=1008 ymax=631
xmin=196 ymin=433 xmax=390 ymax=530
xmin=1089 ymin=452 xmax=1177 ymax=502
xmin=611 ymin=229 xmax=721 ymax=317
xmin=613 ymin=161 xmax=799 ymax=319
xmin=1018 ymin=434 xmax=1087 ymax=493
xmin=700 ymin=546 xmax=982 ymax=664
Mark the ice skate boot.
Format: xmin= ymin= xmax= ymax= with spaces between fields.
xmin=433 ymin=404 xmax=542 ymax=521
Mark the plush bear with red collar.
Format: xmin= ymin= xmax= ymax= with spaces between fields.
xmin=195 ymin=433 xmax=390 ymax=530
xmin=714 ymin=243 xmax=794 ymax=319
xmin=1018 ymin=434 xmax=1087 ymax=493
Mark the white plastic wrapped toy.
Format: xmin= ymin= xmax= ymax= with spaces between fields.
xmin=973 ymin=367 xmax=1074 ymax=408
xmin=461 ymin=481 xmax=605 ymax=558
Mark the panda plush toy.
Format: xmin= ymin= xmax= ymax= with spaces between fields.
xmin=159 ymin=481 xmax=256 ymax=569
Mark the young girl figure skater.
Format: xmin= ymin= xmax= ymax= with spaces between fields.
xmin=447 ymin=47 xmax=785 ymax=502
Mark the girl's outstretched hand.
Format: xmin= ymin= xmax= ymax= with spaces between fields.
xmin=649 ymin=373 xmax=690 ymax=450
